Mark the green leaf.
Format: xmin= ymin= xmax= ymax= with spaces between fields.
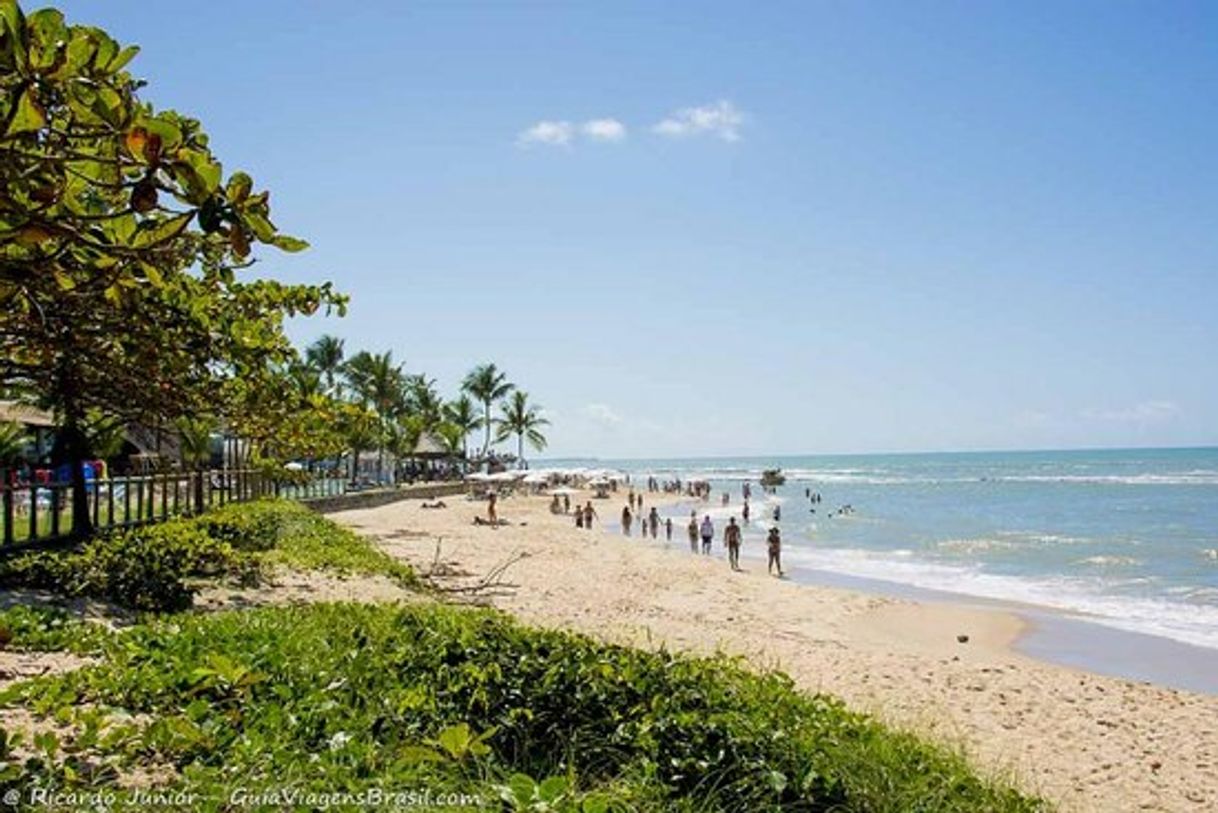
xmin=271 ymin=234 xmax=309 ymax=252
xmin=141 ymin=116 xmax=183 ymax=153
xmin=107 ymin=44 xmax=139 ymax=72
xmin=0 ymin=1 xmax=29 ymax=71
xmin=435 ymin=722 xmax=472 ymax=759
xmin=538 ymin=775 xmax=569 ymax=803
xmin=226 ymin=172 xmax=252 ymax=203
xmin=26 ymin=8 xmax=66 ymax=71
xmin=6 ymin=87 xmax=45 ymax=136
xmin=131 ymin=212 xmax=193 ymax=248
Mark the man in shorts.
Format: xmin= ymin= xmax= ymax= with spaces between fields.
xmin=724 ymin=517 xmax=741 ymax=571
xmin=700 ymin=515 xmax=714 ymax=555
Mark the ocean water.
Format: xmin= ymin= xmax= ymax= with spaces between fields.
xmin=549 ymin=448 xmax=1218 ymax=651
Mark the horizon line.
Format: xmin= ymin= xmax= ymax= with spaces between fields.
xmin=538 ymin=442 xmax=1218 ymax=463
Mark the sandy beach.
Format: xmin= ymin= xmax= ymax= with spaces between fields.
xmin=334 ymin=490 xmax=1218 ymax=813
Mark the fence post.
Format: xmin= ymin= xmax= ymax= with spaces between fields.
xmin=3 ymin=483 xmax=13 ymax=546
xmin=50 ymin=485 xmax=60 ymax=538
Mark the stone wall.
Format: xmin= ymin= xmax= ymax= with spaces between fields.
xmin=303 ymin=482 xmax=466 ymax=514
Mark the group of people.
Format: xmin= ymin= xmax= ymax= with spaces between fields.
xmin=621 ymin=494 xmax=674 ymax=541
xmin=685 ymin=511 xmax=784 ymax=576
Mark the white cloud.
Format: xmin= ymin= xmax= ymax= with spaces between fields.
xmin=653 ymin=100 xmax=744 ymax=142
xmin=581 ymin=403 xmax=622 ymax=426
xmin=517 ymin=120 xmax=574 ymax=147
xmin=581 ymin=118 xmax=627 ymax=142
xmin=1081 ymin=400 xmax=1181 ymax=423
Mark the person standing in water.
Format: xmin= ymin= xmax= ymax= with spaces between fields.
xmin=687 ymin=515 xmax=699 ymax=552
xmin=724 ymin=517 xmax=742 ymax=571
xmin=742 ymin=500 xmax=750 ymax=524
xmin=700 ymin=515 xmax=714 ymax=555
xmin=621 ymin=505 xmax=633 ymax=536
xmin=648 ymin=507 xmax=659 ymax=539
xmin=767 ymin=526 xmax=783 ymax=576
xmin=665 ymin=517 xmax=673 ymax=541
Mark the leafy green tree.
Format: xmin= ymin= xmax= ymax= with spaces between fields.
xmin=0 ymin=2 xmax=343 ymax=535
xmin=442 ymin=395 xmax=479 ymax=458
xmin=461 ymin=364 xmax=514 ymax=458
xmin=494 ymin=390 xmax=549 ymax=467
xmin=343 ymin=351 xmax=406 ymax=482
xmin=304 ymin=334 xmax=345 ymax=396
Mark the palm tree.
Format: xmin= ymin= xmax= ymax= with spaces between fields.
xmin=461 ymin=364 xmax=514 ymax=458
xmin=405 ymin=375 xmax=444 ymax=429
xmin=0 ymin=421 xmax=29 ymax=466
xmin=494 ymin=390 xmax=550 ymax=468
xmin=344 ymin=351 xmax=407 ymax=483
xmin=176 ymin=416 xmax=215 ymax=468
xmin=442 ymin=395 xmax=480 ymax=458
xmin=305 ymin=334 xmax=346 ymax=397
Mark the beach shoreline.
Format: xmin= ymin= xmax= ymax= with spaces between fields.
xmin=335 ymin=489 xmax=1218 ymax=812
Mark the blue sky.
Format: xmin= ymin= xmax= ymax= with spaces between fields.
xmin=57 ymin=1 xmax=1217 ymax=457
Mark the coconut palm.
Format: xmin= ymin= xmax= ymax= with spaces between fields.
xmin=405 ymin=375 xmax=444 ymax=429
xmin=442 ymin=395 xmax=480 ymax=458
xmin=0 ymin=421 xmax=29 ymax=466
xmin=176 ymin=416 xmax=215 ymax=468
xmin=494 ymin=390 xmax=549 ymax=467
xmin=344 ymin=351 xmax=407 ymax=483
xmin=461 ymin=364 xmax=514 ymax=458
xmin=305 ymin=334 xmax=346 ymax=397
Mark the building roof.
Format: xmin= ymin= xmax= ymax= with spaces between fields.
xmin=0 ymin=400 xmax=55 ymax=428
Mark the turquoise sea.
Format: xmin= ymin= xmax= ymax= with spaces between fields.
xmin=548 ymin=448 xmax=1218 ymax=652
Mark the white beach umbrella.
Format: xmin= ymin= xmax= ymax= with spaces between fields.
xmin=490 ymin=470 xmax=524 ymax=482
xmin=546 ymin=486 xmax=580 ymax=496
xmin=466 ymin=472 xmax=494 ymax=482
xmin=521 ymin=472 xmax=550 ymax=484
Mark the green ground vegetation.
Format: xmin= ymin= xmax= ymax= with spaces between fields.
xmin=0 ymin=500 xmax=414 ymax=612
xmin=0 ymin=601 xmax=1046 ymax=812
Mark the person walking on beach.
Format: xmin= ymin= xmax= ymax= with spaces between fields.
xmin=487 ymin=493 xmax=498 ymax=529
xmin=767 ymin=526 xmax=784 ymax=576
xmin=665 ymin=517 xmax=673 ymax=541
xmin=576 ymin=509 xmax=584 ymax=529
xmin=687 ymin=515 xmax=698 ymax=552
xmin=648 ymin=507 xmax=659 ymax=539
xmin=621 ymin=505 xmax=633 ymax=536
xmin=563 ymin=494 xmax=571 ymax=513
xmin=724 ymin=517 xmax=741 ymax=571
xmin=583 ymin=502 xmax=597 ymax=529
xmin=700 ymin=515 xmax=714 ymax=555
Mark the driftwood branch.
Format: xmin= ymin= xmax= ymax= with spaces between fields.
xmin=421 ymin=536 xmax=526 ymax=602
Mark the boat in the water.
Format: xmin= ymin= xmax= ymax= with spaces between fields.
xmin=760 ymin=468 xmax=786 ymax=487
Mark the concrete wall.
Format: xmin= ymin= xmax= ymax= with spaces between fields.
xmin=303 ymin=482 xmax=466 ymax=514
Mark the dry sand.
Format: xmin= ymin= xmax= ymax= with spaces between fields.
xmin=334 ymin=490 xmax=1218 ymax=813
